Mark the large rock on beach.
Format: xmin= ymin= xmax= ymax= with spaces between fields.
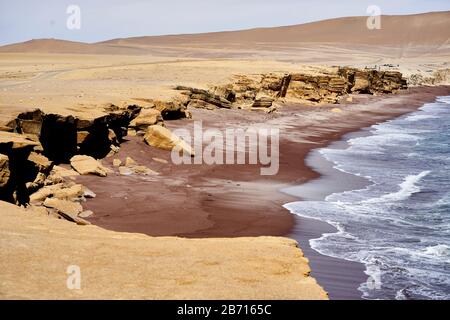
xmin=129 ymin=108 xmax=164 ymax=131
xmin=144 ymin=125 xmax=194 ymax=157
xmin=70 ymin=155 xmax=109 ymax=177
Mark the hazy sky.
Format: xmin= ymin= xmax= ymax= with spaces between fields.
xmin=1 ymin=0 xmax=449 ymax=45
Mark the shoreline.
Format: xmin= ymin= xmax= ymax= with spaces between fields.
xmin=283 ymin=88 xmax=450 ymax=299
xmin=283 ymin=130 xmax=373 ymax=300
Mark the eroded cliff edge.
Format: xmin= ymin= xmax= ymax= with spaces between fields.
xmin=0 ymin=201 xmax=328 ymax=299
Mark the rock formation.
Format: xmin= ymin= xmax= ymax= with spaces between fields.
xmin=129 ymin=108 xmax=164 ymax=132
xmin=70 ymin=155 xmax=110 ymax=177
xmin=117 ymin=156 xmax=158 ymax=176
xmin=144 ymin=125 xmax=195 ymax=157
xmin=132 ymin=98 xmax=192 ymax=120
xmin=175 ymin=67 xmax=407 ymax=111
xmin=7 ymin=107 xmax=139 ymax=162
xmin=0 ymin=132 xmax=41 ymax=205
xmin=408 ymin=68 xmax=450 ymax=86
xmin=0 ymin=154 xmax=10 ymax=188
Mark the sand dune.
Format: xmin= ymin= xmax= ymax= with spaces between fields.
xmin=103 ymin=11 xmax=450 ymax=46
xmin=1 ymin=11 xmax=448 ymax=55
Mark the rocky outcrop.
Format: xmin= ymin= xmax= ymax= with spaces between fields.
xmin=144 ymin=125 xmax=194 ymax=157
xmin=0 ymin=154 xmax=10 ymax=188
xmin=133 ymin=98 xmax=192 ymax=121
xmin=70 ymin=155 xmax=110 ymax=177
xmin=175 ymin=86 xmax=233 ymax=110
xmin=408 ymin=68 xmax=450 ymax=86
xmin=29 ymin=183 xmax=90 ymax=203
xmin=0 ymin=100 xmax=188 ymax=209
xmin=175 ymin=67 xmax=407 ymax=110
xmin=129 ymin=108 xmax=164 ymax=132
xmin=117 ymin=156 xmax=158 ymax=176
xmin=43 ymin=198 xmax=90 ymax=225
xmin=7 ymin=106 xmax=141 ymax=162
xmin=0 ymin=131 xmax=96 ymax=223
xmin=0 ymin=132 xmax=41 ymax=205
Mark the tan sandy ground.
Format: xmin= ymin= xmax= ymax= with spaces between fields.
xmin=0 ymin=201 xmax=327 ymax=300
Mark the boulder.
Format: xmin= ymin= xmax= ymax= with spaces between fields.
xmin=118 ymin=156 xmax=159 ymax=175
xmin=83 ymin=188 xmax=96 ymax=199
xmin=53 ymin=184 xmax=85 ymax=200
xmin=118 ymin=166 xmax=134 ymax=176
xmin=124 ymin=157 xmax=137 ymax=167
xmin=152 ymin=99 xmax=191 ymax=120
xmin=49 ymin=165 xmax=80 ymax=178
xmin=132 ymin=165 xmax=158 ymax=175
xmin=127 ymin=128 xmax=137 ymax=137
xmin=27 ymin=152 xmax=53 ymax=174
xmin=43 ymin=198 xmax=83 ymax=216
xmin=29 ymin=183 xmax=85 ymax=203
xmin=113 ymin=159 xmax=122 ymax=167
xmin=79 ymin=210 xmax=94 ymax=218
xmin=0 ymin=131 xmax=39 ymax=150
xmin=129 ymin=109 xmax=164 ymax=130
xmin=0 ymin=154 xmax=10 ymax=188
xmin=25 ymin=172 xmax=47 ymax=191
xmin=144 ymin=125 xmax=194 ymax=157
xmin=70 ymin=155 xmax=109 ymax=177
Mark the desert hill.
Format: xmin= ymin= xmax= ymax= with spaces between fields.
xmin=1 ymin=11 xmax=448 ymax=55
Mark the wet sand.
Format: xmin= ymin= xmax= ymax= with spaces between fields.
xmin=76 ymin=85 xmax=450 ymax=299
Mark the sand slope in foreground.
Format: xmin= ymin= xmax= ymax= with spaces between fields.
xmin=0 ymin=201 xmax=327 ymax=300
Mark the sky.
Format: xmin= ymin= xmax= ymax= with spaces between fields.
xmin=1 ymin=0 xmax=449 ymax=45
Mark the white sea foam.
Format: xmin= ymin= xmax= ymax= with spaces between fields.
xmin=405 ymin=114 xmax=439 ymax=122
xmin=424 ymin=244 xmax=450 ymax=257
xmin=437 ymin=96 xmax=450 ymax=104
xmin=363 ymin=171 xmax=430 ymax=203
xmin=348 ymin=133 xmax=422 ymax=148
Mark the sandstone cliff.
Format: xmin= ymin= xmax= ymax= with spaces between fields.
xmin=0 ymin=201 xmax=328 ymax=300
xmin=175 ymin=67 xmax=407 ymax=112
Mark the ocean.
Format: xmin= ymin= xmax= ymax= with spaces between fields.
xmin=284 ymin=96 xmax=450 ymax=300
